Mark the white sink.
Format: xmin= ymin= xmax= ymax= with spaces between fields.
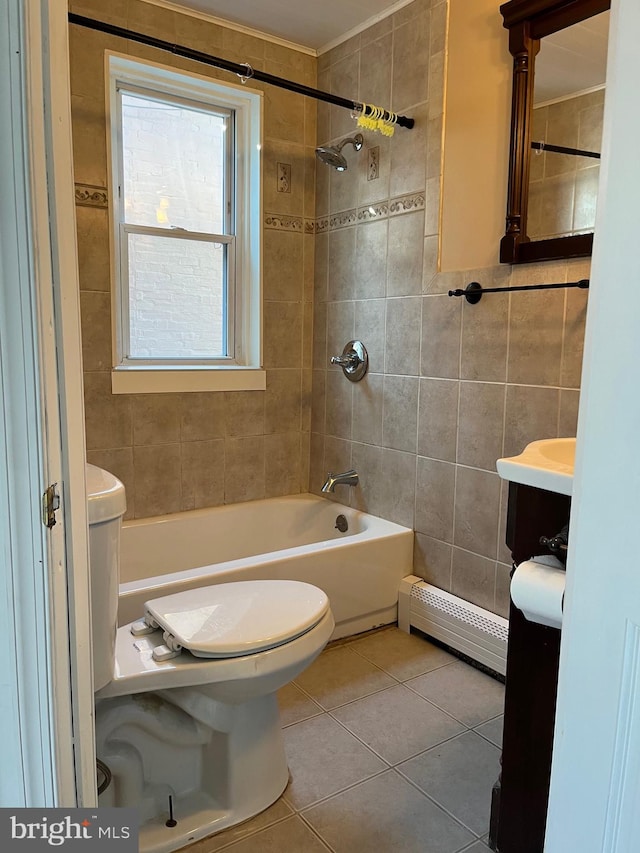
xmin=496 ymin=438 xmax=576 ymax=495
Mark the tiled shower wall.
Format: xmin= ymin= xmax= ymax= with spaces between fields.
xmin=310 ymin=0 xmax=590 ymax=617
xmin=72 ymin=0 xmax=590 ymax=616
xmin=70 ymin=0 xmax=316 ymax=519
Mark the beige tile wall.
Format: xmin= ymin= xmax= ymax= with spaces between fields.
xmin=70 ymin=0 xmax=316 ymax=519
xmin=310 ymin=0 xmax=590 ymax=617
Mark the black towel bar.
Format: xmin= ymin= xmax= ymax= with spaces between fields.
xmin=448 ymin=279 xmax=589 ymax=304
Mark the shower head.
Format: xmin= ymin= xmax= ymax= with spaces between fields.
xmin=315 ymin=146 xmax=349 ymax=171
xmin=315 ymin=133 xmax=363 ymax=171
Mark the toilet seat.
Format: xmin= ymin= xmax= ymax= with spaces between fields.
xmin=97 ymin=607 xmax=335 ymax=700
xmin=135 ymin=580 xmax=330 ymax=661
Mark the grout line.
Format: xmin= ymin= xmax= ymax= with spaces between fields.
xmin=320 ymin=291 xmax=329 ymax=457
xmin=286 ymin=632 xmax=464 ymax=712
xmin=295 ymin=811 xmax=336 ymax=852
xmin=500 ymin=352 xmax=510 ymax=452
xmin=450 ymin=364 xmax=462 ymax=587
xmin=447 ymin=459 xmax=502 ymax=476
xmin=413 ymin=537 xmax=510 ymax=572
xmin=287 ymin=708 xmax=489 ymax=845
xmin=415 ymin=295 xmax=424 ymax=456
xmin=292 ymin=766 xmax=390 ymax=814
xmin=319 ymin=365 xmax=579 ymax=392
xmin=205 ymin=812 xmax=294 ymax=852
xmin=496 ymin=354 xmax=510 ymax=566
xmin=303 ymin=679 xmax=402 ymax=713
xmin=503 ymin=279 xmax=513 ymax=403
xmin=473 ymin=710 xmax=505 ymax=726
xmin=472 ymin=726 xmax=503 ymax=751
xmin=290 ymin=655 xmax=402 ymax=712
xmin=456 ymin=839 xmax=491 ymax=853
xmin=347 ymin=649 xmax=458 ymax=680
xmin=458 ymin=298 xmax=464 ymax=383
xmin=393 ymin=764 xmax=485 ymax=841
xmin=324 ymin=709 xmax=395 ymax=768
xmin=327 ymin=702 xmax=471 ymax=768
xmin=399 ymin=679 xmax=474 ymax=727
xmin=400 ymin=677 xmax=504 ymax=730
xmin=277 ymin=631 xmax=499 ymax=845
xmin=281 ymin=708 xmax=324 ymax=729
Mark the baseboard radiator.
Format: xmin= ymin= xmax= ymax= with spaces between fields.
xmin=398 ymin=576 xmax=509 ymax=676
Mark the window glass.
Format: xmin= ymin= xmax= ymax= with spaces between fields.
xmin=121 ymin=90 xmax=228 ymax=235
xmin=126 ymin=232 xmax=226 ymax=359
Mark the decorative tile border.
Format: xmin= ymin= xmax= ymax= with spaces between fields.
xmin=329 ymin=208 xmax=357 ymax=230
xmin=80 ymin=189 xmax=426 ymax=227
xmin=264 ymin=214 xmax=303 ymax=232
xmin=315 ymin=191 xmax=427 ymax=232
xmin=357 ymin=201 xmax=388 ymax=222
xmin=75 ymin=183 xmax=108 ymax=208
xmin=388 ymin=191 xmax=425 ymax=216
xmin=74 ymin=189 xmax=425 ymax=223
xmin=74 ymin=189 xmax=425 ymax=225
xmin=270 ymin=217 xmax=330 ymax=235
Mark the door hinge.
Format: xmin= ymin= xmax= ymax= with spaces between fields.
xmin=42 ymin=483 xmax=60 ymax=529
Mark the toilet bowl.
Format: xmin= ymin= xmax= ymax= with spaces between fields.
xmin=86 ymin=464 xmax=334 ymax=853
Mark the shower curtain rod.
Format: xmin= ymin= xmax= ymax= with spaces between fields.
xmin=68 ymin=13 xmax=414 ymax=130
xmin=531 ymin=141 xmax=600 ymax=159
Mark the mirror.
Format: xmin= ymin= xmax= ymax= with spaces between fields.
xmin=528 ymin=13 xmax=608 ymax=241
xmin=499 ymin=0 xmax=610 ymax=264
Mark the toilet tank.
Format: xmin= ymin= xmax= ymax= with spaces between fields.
xmin=86 ymin=464 xmax=126 ymax=691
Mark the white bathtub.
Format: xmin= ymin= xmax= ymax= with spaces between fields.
xmin=118 ymin=494 xmax=414 ymax=640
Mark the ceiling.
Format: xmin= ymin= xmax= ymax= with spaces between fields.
xmin=534 ymin=11 xmax=610 ymax=104
xmin=154 ymin=1 xmax=609 ymax=97
xmin=164 ymin=0 xmax=409 ymax=52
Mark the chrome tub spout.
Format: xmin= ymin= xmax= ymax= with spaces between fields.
xmin=321 ymin=470 xmax=359 ymax=494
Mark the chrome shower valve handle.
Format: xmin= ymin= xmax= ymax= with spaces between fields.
xmin=330 ymin=352 xmax=359 ymax=369
xmin=330 ymin=340 xmax=368 ymax=382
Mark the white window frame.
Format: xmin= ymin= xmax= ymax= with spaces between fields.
xmin=106 ymin=53 xmax=264 ymax=393
xmin=118 ymin=85 xmax=236 ymax=364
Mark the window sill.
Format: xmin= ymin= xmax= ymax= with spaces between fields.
xmin=111 ymin=366 xmax=266 ymax=394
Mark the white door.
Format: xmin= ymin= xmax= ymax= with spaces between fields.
xmin=546 ymin=0 xmax=640 ymax=849
xmin=0 ymin=0 xmax=95 ymax=805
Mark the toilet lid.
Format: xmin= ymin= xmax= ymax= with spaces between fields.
xmin=143 ymin=580 xmax=330 ymax=658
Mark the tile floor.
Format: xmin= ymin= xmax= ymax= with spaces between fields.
xmin=185 ymin=626 xmax=505 ymax=853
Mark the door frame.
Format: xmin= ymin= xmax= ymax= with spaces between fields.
xmin=0 ymin=0 xmax=95 ymax=806
xmin=546 ymin=0 xmax=640 ymax=848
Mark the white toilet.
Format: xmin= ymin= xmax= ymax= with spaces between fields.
xmin=86 ymin=464 xmax=334 ymax=853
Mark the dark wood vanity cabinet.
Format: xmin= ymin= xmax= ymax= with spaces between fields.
xmin=489 ymin=482 xmax=571 ymax=853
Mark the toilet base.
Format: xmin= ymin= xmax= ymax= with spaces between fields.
xmin=97 ymin=690 xmax=290 ymax=853
xmin=137 ymin=776 xmax=289 ymax=853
